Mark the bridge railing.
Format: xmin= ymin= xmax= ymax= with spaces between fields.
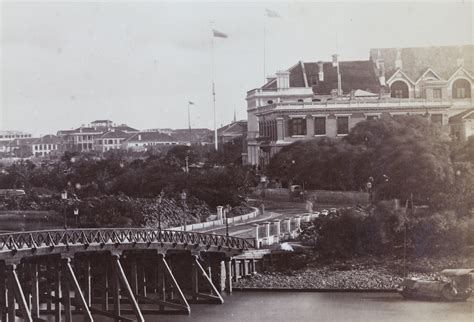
xmin=0 ymin=228 xmax=254 ymax=254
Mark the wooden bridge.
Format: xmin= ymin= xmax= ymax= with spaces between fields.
xmin=0 ymin=228 xmax=254 ymax=321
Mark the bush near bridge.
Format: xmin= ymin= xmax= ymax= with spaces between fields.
xmin=0 ymin=193 xmax=211 ymax=228
xmin=299 ymin=202 xmax=469 ymax=259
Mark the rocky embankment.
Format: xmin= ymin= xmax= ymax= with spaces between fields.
xmin=233 ymin=255 xmax=467 ymax=290
xmin=234 ymin=268 xmax=438 ymax=290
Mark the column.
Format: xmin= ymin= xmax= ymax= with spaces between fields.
xmin=216 ymin=206 xmax=223 ymax=221
xmin=285 ymin=218 xmax=291 ymax=232
xmin=273 ymin=220 xmax=281 ymax=237
xmin=253 ymin=224 xmax=260 ymax=249
xmin=224 ymin=258 xmax=232 ymax=293
xmin=276 ymin=118 xmax=284 ymax=141
xmin=264 ymin=222 xmax=270 ymax=238
xmin=295 ymin=216 xmax=301 ymax=230
xmin=306 ymin=116 xmax=314 ymax=137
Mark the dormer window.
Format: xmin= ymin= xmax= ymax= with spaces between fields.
xmin=433 ymin=88 xmax=442 ymax=99
xmin=452 ymin=79 xmax=471 ymax=99
xmin=267 ymin=100 xmax=273 ymax=104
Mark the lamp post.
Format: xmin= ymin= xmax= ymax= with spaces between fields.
xmin=61 ymin=190 xmax=68 ymax=229
xmin=73 ymin=208 xmax=79 ymax=227
xmin=181 ymin=191 xmax=187 ymax=231
xmin=225 ymin=204 xmax=232 ymax=237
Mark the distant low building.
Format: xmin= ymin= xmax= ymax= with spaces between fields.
xmin=94 ymin=130 xmax=132 ymax=152
xmin=141 ymin=128 xmax=213 ymax=145
xmin=0 ymin=131 xmax=33 ymax=142
xmin=217 ymin=120 xmax=247 ymax=145
xmin=57 ymin=120 xmax=139 ymax=152
xmin=122 ymin=131 xmax=179 ymax=151
xmin=31 ymin=135 xmax=64 ymax=157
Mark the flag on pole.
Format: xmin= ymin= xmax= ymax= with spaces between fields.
xmin=212 ymin=29 xmax=228 ymax=38
xmin=332 ymin=54 xmax=339 ymax=67
xmin=188 ymin=101 xmax=194 ymax=105
xmin=265 ymin=8 xmax=281 ymax=18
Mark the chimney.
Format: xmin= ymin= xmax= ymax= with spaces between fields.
xmin=318 ymin=61 xmax=324 ymax=81
xmin=457 ymin=46 xmax=464 ymax=67
xmin=378 ymin=59 xmax=386 ymax=85
xmin=138 ymin=134 xmax=142 ymax=141
xmin=395 ymin=48 xmax=402 ymax=69
xmin=276 ymin=70 xmax=290 ymax=90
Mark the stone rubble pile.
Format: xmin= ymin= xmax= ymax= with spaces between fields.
xmin=234 ymin=268 xmax=435 ymax=290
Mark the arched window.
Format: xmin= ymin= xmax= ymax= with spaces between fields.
xmin=452 ymin=79 xmax=471 ymax=99
xmin=390 ymin=81 xmax=409 ymax=98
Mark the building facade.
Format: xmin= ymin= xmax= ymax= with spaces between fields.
xmin=122 ymin=132 xmax=180 ymax=151
xmin=31 ymin=135 xmax=64 ymax=157
xmin=246 ymin=45 xmax=474 ymax=168
xmin=57 ymin=120 xmax=138 ymax=152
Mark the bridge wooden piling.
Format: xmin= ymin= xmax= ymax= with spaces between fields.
xmin=0 ymin=228 xmax=253 ymax=321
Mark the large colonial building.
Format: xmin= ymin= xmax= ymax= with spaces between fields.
xmin=245 ymin=45 xmax=474 ymax=167
xmin=57 ymin=120 xmax=139 ymax=152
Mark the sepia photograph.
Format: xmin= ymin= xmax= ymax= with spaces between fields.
xmin=0 ymin=0 xmax=473 ymax=321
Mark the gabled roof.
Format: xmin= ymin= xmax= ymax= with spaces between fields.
xmin=304 ymin=60 xmax=381 ymax=95
xmin=125 ymin=132 xmax=178 ymax=143
xmin=217 ymin=120 xmax=247 ymax=136
xmin=260 ymin=60 xmax=381 ymax=95
xmin=91 ymin=120 xmax=113 ymax=124
xmin=449 ymin=108 xmax=474 ymax=123
xmin=370 ymin=45 xmax=474 ymax=81
xmin=415 ymin=68 xmax=442 ymax=84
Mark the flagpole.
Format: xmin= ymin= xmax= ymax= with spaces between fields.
xmin=211 ymin=33 xmax=218 ymax=151
xmin=263 ymin=11 xmax=266 ymax=83
xmin=188 ymin=102 xmax=192 ymax=145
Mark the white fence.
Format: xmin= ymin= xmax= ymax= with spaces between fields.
xmin=170 ymin=207 xmax=259 ymax=232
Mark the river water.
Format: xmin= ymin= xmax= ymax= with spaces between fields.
xmin=89 ymin=291 xmax=473 ymax=322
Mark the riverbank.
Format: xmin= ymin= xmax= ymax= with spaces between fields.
xmin=234 ymin=254 xmax=469 ymax=290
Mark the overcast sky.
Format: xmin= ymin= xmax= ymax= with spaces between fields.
xmin=1 ymin=1 xmax=472 ymax=136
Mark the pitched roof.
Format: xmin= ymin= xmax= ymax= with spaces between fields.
xmin=125 ymin=132 xmax=178 ymax=143
xmin=33 ymin=135 xmax=63 ymax=144
xmin=260 ymin=60 xmax=381 ymax=95
xmin=99 ymin=130 xmax=131 ymax=139
xmin=370 ymin=45 xmax=474 ymax=81
xmin=170 ymin=128 xmax=213 ymax=142
xmin=217 ymin=121 xmax=247 ymax=136
xmin=91 ymin=120 xmax=113 ymax=124
xmin=113 ymin=125 xmax=139 ymax=133
xmin=72 ymin=127 xmax=104 ymax=134
xmin=449 ymin=108 xmax=474 ymax=123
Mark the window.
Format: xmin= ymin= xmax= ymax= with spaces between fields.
xmin=290 ymin=118 xmax=306 ymax=136
xmin=366 ymin=115 xmax=379 ymax=121
xmin=390 ymin=81 xmax=409 ymax=98
xmin=433 ymin=88 xmax=442 ymax=99
xmin=314 ymin=117 xmax=326 ymax=135
xmin=337 ymin=116 xmax=349 ymax=135
xmin=452 ymin=79 xmax=471 ymax=99
xmin=431 ymin=114 xmax=443 ymax=125
xmin=108 ymin=139 xmax=113 ymax=144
